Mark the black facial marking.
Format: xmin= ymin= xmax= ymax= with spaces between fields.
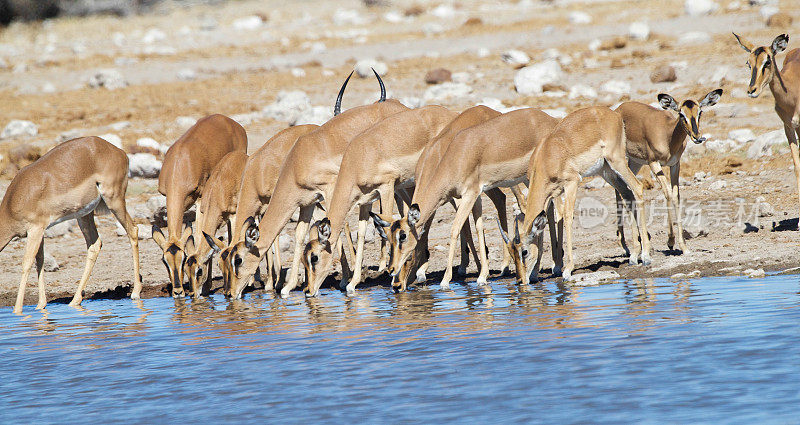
xmin=186 ymin=257 xmax=196 ymax=266
xmin=166 ymin=244 xmax=180 ymax=256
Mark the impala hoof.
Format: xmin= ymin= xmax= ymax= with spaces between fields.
xmin=415 ymin=270 xmax=427 ymax=283
xmin=345 ymin=286 xmax=356 ymax=297
xmin=641 ymin=254 xmax=653 ymax=267
xmin=476 ymin=276 xmax=488 ymax=286
xmin=439 ymin=281 xmax=451 ymax=290
xmin=552 ymin=265 xmax=563 ymax=277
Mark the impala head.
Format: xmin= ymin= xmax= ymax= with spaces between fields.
xmin=657 ymin=89 xmax=723 ymax=144
xmin=303 ymin=218 xmax=333 ymax=297
xmin=226 ymin=216 xmax=263 ymax=299
xmin=369 ymin=212 xmax=409 ymax=279
xmin=183 ymin=233 xmax=225 ymax=297
xmin=497 ymin=215 xmax=530 ymax=285
xmin=733 ymin=33 xmax=789 ymax=97
xmin=152 ymin=224 xmax=193 ymax=297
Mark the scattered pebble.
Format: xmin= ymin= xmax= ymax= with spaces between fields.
xmin=568 ymin=11 xmax=592 ymax=24
xmin=232 ymin=15 xmax=264 ymax=30
xmin=728 ymin=129 xmax=755 ymax=143
xmin=569 ymin=84 xmax=598 ymax=99
xmin=650 ymin=65 xmax=677 ymax=83
xmin=671 ymin=270 xmax=701 ymax=280
xmin=137 ymin=137 xmax=167 ymax=154
xmin=177 ymin=68 xmax=197 ymax=81
xmin=569 ymin=270 xmax=620 ymax=286
xmin=600 ymin=80 xmax=631 ymax=95
xmin=424 ymin=82 xmax=473 ymax=102
xmin=747 ymin=130 xmax=787 ymax=159
xmin=43 ymin=253 xmax=59 ymax=272
xmin=424 ymin=68 xmax=452 ymax=84
xmin=100 ymin=133 xmax=123 ymax=149
xmin=685 ymin=0 xmax=718 ymax=16
xmin=744 ymin=268 xmax=765 ymax=278
xmin=708 ymin=179 xmax=727 ymax=190
xmin=141 ymin=28 xmax=166 ymax=44
xmin=175 ymin=116 xmax=196 ymax=128
xmin=88 ymin=69 xmax=127 ymax=90
xmin=262 ymin=91 xmax=312 ymax=123
xmin=678 ymin=32 xmax=712 ymax=45
xmin=628 ymin=22 xmax=650 ymax=40
xmin=292 ymin=106 xmax=332 ymax=126
xmin=45 ymin=221 xmax=72 ymax=238
xmin=501 ymin=49 xmax=530 ymax=68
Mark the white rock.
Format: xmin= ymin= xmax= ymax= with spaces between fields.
xmin=476 ymin=47 xmax=490 ymax=58
xmin=177 ymin=68 xmax=196 ymax=81
xmin=744 ymin=268 xmax=765 ymax=278
xmin=41 ymin=82 xmax=56 ymax=93
xmin=201 ymin=17 xmax=218 ymax=31
xmin=705 ymin=139 xmax=739 ymax=153
xmin=292 ymin=106 xmax=332 ymax=126
xmin=100 ymin=133 xmax=123 ymax=149
xmin=136 ymin=137 xmax=163 ymax=152
xmin=109 ymin=121 xmax=131 ymax=131
xmin=747 ymin=129 xmax=787 ymax=158
xmin=728 ymin=129 xmax=756 ymax=143
xmin=588 ymin=39 xmax=602 ymax=51
xmin=383 ymin=11 xmax=404 ymax=23
xmin=423 ymin=82 xmax=473 ymax=102
xmin=759 ymin=5 xmax=778 ymax=18
xmin=430 ymin=4 xmax=456 ymax=19
xmin=570 ymin=270 xmax=620 ymax=286
xmin=128 ymin=153 xmax=162 ymax=178
xmin=45 ymin=221 xmax=72 ymax=238
xmin=231 ymin=113 xmax=259 ymax=126
xmin=354 ymin=59 xmax=388 ymax=78
xmin=141 ymin=28 xmax=166 ymax=44
xmin=708 ymin=179 xmax=727 ymax=190
xmin=58 ymin=129 xmax=82 ymax=142
xmin=333 ymin=9 xmax=368 ymax=26
xmin=262 ymin=91 xmax=311 ymax=123
xmin=514 ymin=60 xmax=563 ymax=95
xmin=291 ymin=68 xmax=306 ymax=77
xmin=478 ymin=97 xmax=506 ymax=111
xmin=678 ymin=32 xmax=712 ymax=45
xmin=569 ymin=84 xmax=598 ymax=99
xmin=501 ymin=49 xmax=530 ymax=67
xmin=685 ymin=0 xmax=718 ymax=16
xmin=543 ymin=109 xmax=568 ymax=119
xmin=43 ymin=253 xmax=59 ymax=272
xmin=279 ymin=234 xmax=292 ymax=252
xmin=175 ymin=116 xmax=196 ymax=128
xmin=88 ymin=69 xmax=127 ymax=90
xmin=693 ymin=171 xmax=709 ymax=182
xmin=568 ymin=11 xmax=592 ymax=24
xmin=145 ymin=195 xmax=167 ymax=220
xmin=451 ymin=72 xmax=471 ymax=84
xmin=232 ymin=16 xmax=263 ymax=30
xmin=628 ymin=22 xmax=650 ymax=40
xmin=1 ymin=120 xmax=38 ymax=139
xmin=422 ymin=22 xmax=445 ymax=35
xmin=584 ymin=177 xmax=608 ymax=189
xmin=601 ymin=80 xmax=631 ymax=95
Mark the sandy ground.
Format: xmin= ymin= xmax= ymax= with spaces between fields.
xmin=1 ymin=0 xmax=799 ymax=307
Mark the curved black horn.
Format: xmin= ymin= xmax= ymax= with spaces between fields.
xmin=334 ymin=70 xmax=354 ymax=116
xmin=373 ymin=68 xmax=386 ymax=102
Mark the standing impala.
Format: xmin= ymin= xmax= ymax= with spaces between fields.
xmin=183 ymin=150 xmax=248 ymax=297
xmin=393 ymin=108 xmax=561 ymax=290
xmin=370 ymin=105 xmax=528 ymax=291
xmin=302 ymin=105 xmax=458 ymax=297
xmin=520 ymin=107 xmax=652 ymax=282
xmin=152 ymin=114 xmax=247 ymax=298
xmin=614 ymin=89 xmax=722 ymax=255
xmin=227 ymin=71 xmax=409 ymax=299
xmin=1 ymin=136 xmax=142 ymax=314
xmin=733 ymin=33 xmax=800 ymax=218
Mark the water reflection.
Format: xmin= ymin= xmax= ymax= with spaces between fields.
xmin=1 ymin=276 xmax=799 ymax=424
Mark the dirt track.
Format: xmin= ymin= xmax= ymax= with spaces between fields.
xmin=1 ymin=0 xmax=799 ymax=307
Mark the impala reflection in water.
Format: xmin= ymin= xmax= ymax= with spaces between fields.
xmin=1 ymin=275 xmax=798 ymax=423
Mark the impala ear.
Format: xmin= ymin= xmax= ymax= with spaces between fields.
xmin=316 ymin=218 xmax=331 ymax=243
xmin=657 ymin=93 xmax=679 ymax=111
xmin=152 ymin=225 xmax=167 ymax=249
xmin=244 ymin=221 xmax=259 ymax=249
xmin=771 ymin=33 xmax=788 ymax=54
xmin=408 ymin=204 xmax=421 ymax=227
xmin=240 ymin=216 xmax=256 ymax=240
xmin=180 ymin=224 xmax=193 ymax=245
xmin=700 ymin=89 xmax=723 ymax=108
xmin=203 ymin=232 xmax=222 ymax=254
xmin=732 ymin=32 xmax=754 ymax=53
xmin=184 ymin=235 xmax=196 ymax=254
xmin=532 ymin=212 xmax=547 ymax=235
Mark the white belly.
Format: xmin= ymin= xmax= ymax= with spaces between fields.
xmin=580 ymin=158 xmax=605 ymax=179
xmin=49 ymin=195 xmax=102 ymax=228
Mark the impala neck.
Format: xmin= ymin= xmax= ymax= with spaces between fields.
xmin=670 ymin=117 xmax=688 ymax=154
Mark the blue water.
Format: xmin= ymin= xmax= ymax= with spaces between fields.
xmin=1 ymin=275 xmax=799 ymax=424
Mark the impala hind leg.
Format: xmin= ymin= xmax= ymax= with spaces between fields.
xmin=378 ymin=185 xmax=396 ymax=273
xmin=14 ymin=226 xmax=45 ymax=314
xmin=451 ymin=199 xmax=478 ymax=277
xmin=442 ymin=191 xmax=480 ymax=290
xmin=785 ymin=125 xmax=800 ymax=223
xmin=651 ymin=161 xmax=688 ymax=253
xmin=614 ymin=190 xmax=631 ymax=257
xmin=103 ymin=194 xmax=142 ymax=299
xmin=70 ymin=214 xmax=102 ymax=308
xmin=546 ymin=199 xmax=563 ymax=276
xmin=35 ymin=236 xmax=46 ymax=310
xmin=605 ymin=161 xmax=652 ymax=266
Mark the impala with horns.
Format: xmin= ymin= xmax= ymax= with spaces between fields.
xmin=370 ymin=105 xmax=529 ymax=291
xmin=302 ymin=105 xmax=458 ymax=297
xmin=393 ymin=108 xmax=562 ymax=290
xmin=206 ymin=124 xmax=319 ymax=294
xmin=518 ymin=107 xmax=651 ymax=283
xmin=152 ymin=114 xmax=247 ymax=298
xmin=613 ymin=88 xmax=722 ymax=255
xmin=1 ymin=137 xmax=142 ymax=314
xmin=226 ymin=70 xmax=409 ymax=299
xmin=182 ymin=150 xmax=248 ymax=297
xmin=734 ymin=33 xmax=800 ymax=218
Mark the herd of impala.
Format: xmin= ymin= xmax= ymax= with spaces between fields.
xmin=3 ymin=33 xmax=799 ymax=313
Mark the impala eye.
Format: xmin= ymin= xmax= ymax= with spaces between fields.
xmin=310 ymin=254 xmax=318 ymax=264
xmin=522 ymin=249 xmax=529 ymax=257
xmin=399 ymin=231 xmax=407 ymax=242
xmin=234 ymin=256 xmax=242 ymax=267
xmin=196 ymin=268 xmax=203 ymax=277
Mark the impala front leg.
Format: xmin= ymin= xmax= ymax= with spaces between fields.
xmin=35 ymin=236 xmax=46 ymax=310
xmin=377 ymin=184 xmax=396 ymax=274
xmin=282 ymin=204 xmax=314 ymax=296
xmin=472 ymin=197 xmax=491 ymax=285
xmin=344 ymin=204 xmax=370 ymax=295
xmin=71 ymin=214 xmax=102 ymax=309
xmin=785 ymin=125 xmax=800 ymax=223
xmin=651 ymin=161 xmax=689 ymax=253
xmin=560 ymin=181 xmax=578 ymax=280
xmin=442 ymin=191 xmax=480 ymax=290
